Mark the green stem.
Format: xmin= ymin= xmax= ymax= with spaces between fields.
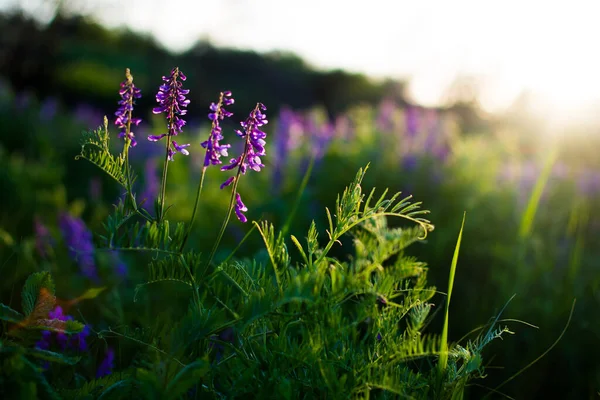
xmin=221 ymin=222 xmax=258 ymax=266
xmin=204 ymin=102 xmax=256 ymax=268
xmin=180 ymin=254 xmax=201 ymax=308
xmin=158 ymin=134 xmax=172 ymax=222
xmin=205 ymin=170 xmax=242 ymax=269
xmin=180 ymin=166 xmax=208 ymax=253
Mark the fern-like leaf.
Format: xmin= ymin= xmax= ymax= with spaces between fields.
xmin=76 ymin=121 xmax=130 ymax=188
xmin=134 ymin=254 xmax=198 ymax=301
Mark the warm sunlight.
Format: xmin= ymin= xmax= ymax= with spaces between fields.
xmin=5 ymin=0 xmax=600 ymax=120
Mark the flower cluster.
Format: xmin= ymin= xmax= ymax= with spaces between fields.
xmin=148 ymin=67 xmax=190 ymax=161
xmin=34 ymin=217 xmax=54 ymax=258
xmin=201 ymin=91 xmax=234 ymax=167
xmin=221 ymin=103 xmax=268 ymax=222
xmin=221 ymin=103 xmax=268 ymax=175
xmin=115 ymin=68 xmax=142 ymax=146
xmin=58 ymin=212 xmax=97 ymax=281
xmin=35 ymin=306 xmax=91 ymax=352
xmin=96 ymin=348 xmax=116 ymax=378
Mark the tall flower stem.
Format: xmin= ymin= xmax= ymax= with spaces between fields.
xmin=114 ymin=68 xmax=152 ymax=222
xmin=205 ymin=163 xmax=245 ymax=269
xmin=158 ymin=134 xmax=172 ymax=222
xmin=206 ymin=102 xmax=267 ymax=267
xmin=148 ymin=67 xmax=191 ymax=222
xmin=183 ymin=91 xmax=234 ymax=252
xmin=122 ymin=115 xmax=137 ymax=212
xmin=180 ymin=166 xmax=207 ymax=252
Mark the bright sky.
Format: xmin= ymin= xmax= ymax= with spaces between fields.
xmin=5 ymin=0 xmax=600 ymax=117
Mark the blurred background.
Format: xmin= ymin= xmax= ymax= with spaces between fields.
xmin=0 ymin=0 xmax=599 ymax=398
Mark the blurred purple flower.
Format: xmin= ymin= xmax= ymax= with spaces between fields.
xmin=577 ymin=169 xmax=600 ymax=196
xmin=109 ymin=250 xmax=128 ymax=279
xmin=89 ymin=177 xmax=103 ymax=201
xmin=39 ymin=97 xmax=58 ymax=122
xmin=34 ymin=217 xmax=54 ymax=258
xmin=96 ymin=347 xmax=115 ymax=378
xmin=376 ymin=98 xmax=400 ymax=133
xmin=73 ymin=103 xmax=104 ymax=128
xmin=404 ymin=106 xmax=420 ymax=137
xmin=140 ymin=158 xmax=160 ymax=208
xmin=58 ymin=212 xmax=98 ymax=282
xmin=35 ymin=306 xmax=91 ymax=354
xmin=305 ymin=113 xmax=334 ymax=160
xmin=272 ymin=107 xmax=303 ymax=192
xmin=402 ymin=153 xmax=419 ymax=171
xmin=201 ymin=91 xmax=234 ymax=167
xmin=115 ymin=68 xmax=142 ymax=147
xmin=334 ymin=114 xmax=354 ymax=142
xmin=148 ymin=67 xmax=191 ymax=161
xmin=552 ymin=162 xmax=569 ymax=179
xmin=14 ymin=91 xmax=33 ymax=112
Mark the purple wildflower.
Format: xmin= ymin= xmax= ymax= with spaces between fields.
xmin=220 ymin=103 xmax=268 ymax=222
xmin=35 ymin=306 xmax=91 ymax=353
xmin=221 ymin=103 xmax=268 ymax=174
xmin=74 ymin=103 xmax=104 ymax=128
xmin=404 ymin=106 xmax=420 ymax=137
xmin=115 ymin=69 xmax=142 ymax=147
xmin=272 ymin=107 xmax=303 ymax=193
xmin=89 ymin=177 xmax=103 ymax=201
xmin=58 ymin=212 xmax=98 ymax=282
xmin=148 ymin=67 xmax=191 ymax=161
xmin=201 ymin=91 xmax=234 ymax=167
xmin=34 ymin=217 xmax=54 ymax=258
xmin=376 ymin=98 xmax=400 ymax=133
xmin=96 ymin=348 xmax=115 ymax=378
xmin=577 ymin=169 xmax=600 ymax=197
xmin=234 ymin=193 xmax=248 ymax=223
xmin=14 ymin=91 xmax=33 ymax=112
xmin=39 ymin=97 xmax=58 ymax=122
xmin=140 ymin=158 xmax=160 ymax=207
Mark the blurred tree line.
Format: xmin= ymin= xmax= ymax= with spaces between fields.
xmin=0 ymin=10 xmax=414 ymax=121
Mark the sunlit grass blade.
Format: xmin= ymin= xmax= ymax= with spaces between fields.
xmin=439 ymin=212 xmax=466 ymax=374
xmin=518 ymin=146 xmax=558 ymax=239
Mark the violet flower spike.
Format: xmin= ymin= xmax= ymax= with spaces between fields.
xmin=201 ymin=91 xmax=234 ymax=167
xmin=115 ymin=68 xmax=142 ymax=147
xmin=221 ymin=103 xmax=268 ymax=176
xmin=148 ymin=67 xmax=191 ymax=160
xmin=220 ymin=103 xmax=268 ymax=223
xmin=58 ymin=212 xmax=98 ymax=282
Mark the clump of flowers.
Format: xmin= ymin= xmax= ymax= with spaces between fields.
xmin=96 ymin=348 xmax=115 ymax=378
xmin=148 ymin=67 xmax=190 ymax=161
xmin=221 ymin=103 xmax=268 ymax=222
xmin=58 ymin=212 xmax=97 ymax=281
xmin=201 ymin=91 xmax=234 ymax=167
xmin=35 ymin=306 xmax=91 ymax=352
xmin=147 ymin=67 xmax=191 ymax=221
xmin=115 ymin=68 xmax=142 ymax=147
xmin=34 ymin=217 xmax=54 ymax=258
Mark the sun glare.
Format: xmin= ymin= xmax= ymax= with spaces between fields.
xmin=4 ymin=0 xmax=600 ymax=127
